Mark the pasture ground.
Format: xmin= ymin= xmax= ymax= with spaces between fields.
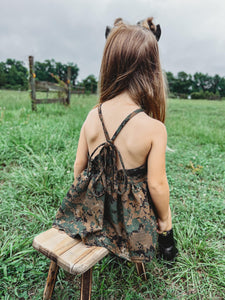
xmin=0 ymin=90 xmax=224 ymax=299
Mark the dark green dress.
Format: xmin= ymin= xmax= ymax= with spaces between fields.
xmin=53 ymin=104 xmax=157 ymax=262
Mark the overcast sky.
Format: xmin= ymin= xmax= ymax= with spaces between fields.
xmin=1 ymin=0 xmax=225 ymax=80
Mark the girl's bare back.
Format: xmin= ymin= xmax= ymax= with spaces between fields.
xmin=85 ymin=92 xmax=163 ymax=170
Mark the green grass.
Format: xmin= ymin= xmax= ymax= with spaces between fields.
xmin=0 ymin=90 xmax=224 ymax=299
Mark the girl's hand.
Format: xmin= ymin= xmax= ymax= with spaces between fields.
xmin=157 ymin=206 xmax=172 ymax=233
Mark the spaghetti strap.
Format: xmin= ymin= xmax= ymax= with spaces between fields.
xmin=98 ymin=104 xmax=110 ymax=141
xmin=111 ymin=108 xmax=143 ymax=142
xmin=98 ymin=104 xmax=143 ymax=142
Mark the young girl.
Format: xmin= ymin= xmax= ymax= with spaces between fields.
xmin=53 ymin=17 xmax=177 ymax=263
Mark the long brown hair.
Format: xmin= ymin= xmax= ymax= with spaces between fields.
xmin=99 ymin=19 xmax=167 ymax=123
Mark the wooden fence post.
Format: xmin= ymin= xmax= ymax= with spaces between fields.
xmin=29 ymin=56 xmax=37 ymax=111
xmin=66 ymin=67 xmax=71 ymax=105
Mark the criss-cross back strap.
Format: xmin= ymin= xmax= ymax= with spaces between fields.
xmin=98 ymin=104 xmax=143 ymax=142
xmin=98 ymin=104 xmax=110 ymax=141
xmin=111 ymin=108 xmax=143 ymax=142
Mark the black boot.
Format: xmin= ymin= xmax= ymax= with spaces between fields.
xmin=158 ymin=228 xmax=178 ymax=261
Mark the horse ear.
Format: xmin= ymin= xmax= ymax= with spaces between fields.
xmin=146 ymin=17 xmax=155 ymax=31
xmin=105 ymin=18 xmax=123 ymax=39
xmin=155 ymin=24 xmax=161 ymax=41
xmin=137 ymin=17 xmax=160 ymax=41
xmin=105 ymin=26 xmax=111 ymax=39
xmin=114 ymin=17 xmax=123 ymax=26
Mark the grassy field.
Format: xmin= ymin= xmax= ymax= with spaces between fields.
xmin=0 ymin=90 xmax=224 ymax=299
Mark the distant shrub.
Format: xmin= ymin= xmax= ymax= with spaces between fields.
xmin=205 ymin=91 xmax=221 ymax=100
xmin=177 ymin=93 xmax=188 ymax=99
xmin=168 ymin=93 xmax=177 ymax=99
xmin=191 ymin=92 xmax=205 ymax=99
xmin=3 ymin=84 xmax=27 ymax=91
xmin=191 ymin=91 xmax=221 ymax=100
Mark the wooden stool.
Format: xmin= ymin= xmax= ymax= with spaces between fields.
xmin=33 ymin=228 xmax=147 ymax=299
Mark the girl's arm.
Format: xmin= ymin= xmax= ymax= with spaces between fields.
xmin=73 ymin=123 xmax=88 ymax=182
xmin=147 ymin=122 xmax=172 ymax=233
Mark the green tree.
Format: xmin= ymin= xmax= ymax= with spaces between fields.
xmin=34 ymin=59 xmax=56 ymax=82
xmin=81 ymin=75 xmax=98 ymax=93
xmin=193 ymin=72 xmax=212 ymax=92
xmin=0 ymin=62 xmax=7 ymax=88
xmin=0 ymin=59 xmax=28 ymax=89
xmin=217 ymin=77 xmax=225 ymax=97
xmin=174 ymin=71 xmax=192 ymax=95
xmin=165 ymin=72 xmax=177 ymax=94
xmin=34 ymin=59 xmax=79 ymax=86
xmin=211 ymin=74 xmax=221 ymax=94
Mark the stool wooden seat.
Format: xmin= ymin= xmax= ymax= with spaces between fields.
xmin=33 ymin=228 xmax=147 ymax=299
xmin=33 ymin=228 xmax=109 ymax=275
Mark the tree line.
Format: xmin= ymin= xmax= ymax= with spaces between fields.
xmin=0 ymin=58 xmax=224 ymax=99
xmin=166 ymin=71 xmax=225 ymax=100
xmin=0 ymin=58 xmax=98 ymax=94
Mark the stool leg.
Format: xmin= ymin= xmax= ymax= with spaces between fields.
xmin=135 ymin=262 xmax=147 ymax=281
xmin=80 ymin=267 xmax=92 ymax=300
xmin=43 ymin=260 xmax=59 ymax=300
